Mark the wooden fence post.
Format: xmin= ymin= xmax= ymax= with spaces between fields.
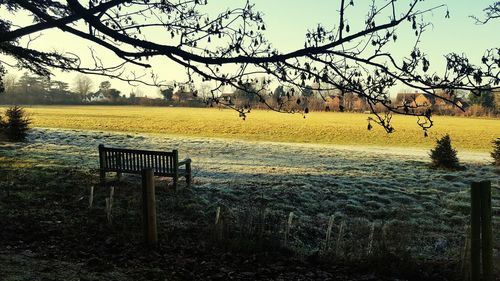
xmin=214 ymin=206 xmax=223 ymax=241
xmin=325 ymin=215 xmax=335 ymax=251
xmin=480 ymin=181 xmax=493 ymax=281
xmin=336 ymin=220 xmax=345 ymax=258
xmin=284 ymin=212 xmax=294 ymax=247
xmin=470 ymin=182 xmax=481 ymax=281
xmin=470 ymin=180 xmax=494 ymax=281
xmin=460 ymin=225 xmax=471 ymax=281
xmin=88 ymin=186 xmax=94 ymax=208
xmin=142 ymin=168 xmax=157 ymax=246
xmin=367 ymin=222 xmax=376 ymax=256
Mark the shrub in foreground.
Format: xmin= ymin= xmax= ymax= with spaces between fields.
xmin=430 ymin=134 xmax=460 ymax=170
xmin=492 ymin=138 xmax=500 ymax=166
xmin=0 ymin=106 xmax=31 ymax=142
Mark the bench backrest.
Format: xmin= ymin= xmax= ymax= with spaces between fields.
xmin=99 ymin=144 xmax=178 ymax=175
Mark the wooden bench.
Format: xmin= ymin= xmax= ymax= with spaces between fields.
xmin=98 ymin=144 xmax=191 ymax=190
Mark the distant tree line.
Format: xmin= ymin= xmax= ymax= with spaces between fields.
xmin=0 ymin=72 xmax=206 ymax=107
xmin=0 ymin=72 xmax=498 ymax=117
xmin=465 ymin=89 xmax=500 ymax=117
xmin=1 ymin=72 xmax=80 ymax=105
xmin=224 ymin=79 xmax=500 ymax=117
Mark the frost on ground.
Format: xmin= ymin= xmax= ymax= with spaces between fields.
xmin=3 ymin=128 xmax=500 ymax=262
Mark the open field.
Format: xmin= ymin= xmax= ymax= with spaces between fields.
xmin=10 ymin=105 xmax=500 ymax=151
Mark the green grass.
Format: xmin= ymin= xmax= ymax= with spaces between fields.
xmin=7 ymin=105 xmax=500 ymax=151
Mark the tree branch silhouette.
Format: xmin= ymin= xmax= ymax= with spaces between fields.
xmin=471 ymin=1 xmax=500 ymax=24
xmin=0 ymin=0 xmax=498 ymax=132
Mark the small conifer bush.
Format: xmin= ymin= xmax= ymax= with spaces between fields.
xmin=429 ymin=134 xmax=460 ymax=169
xmin=0 ymin=106 xmax=31 ymax=142
xmin=491 ymin=138 xmax=500 ymax=166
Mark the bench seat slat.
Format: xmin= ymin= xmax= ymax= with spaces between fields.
xmin=152 ymin=154 xmax=156 ymax=172
xmin=128 ymin=152 xmax=131 ymax=171
xmin=164 ymin=157 xmax=167 ymax=173
xmin=132 ymin=153 xmax=137 ymax=170
xmin=169 ymin=155 xmax=173 ymax=174
xmin=140 ymin=153 xmax=144 ymax=170
xmin=130 ymin=152 xmax=134 ymax=171
xmin=142 ymin=153 xmax=146 ymax=170
xmin=107 ymin=151 xmax=111 ymax=169
xmin=164 ymin=155 xmax=167 ymax=174
xmin=160 ymin=155 xmax=163 ymax=174
xmin=152 ymin=154 xmax=155 ymax=170
xmin=148 ymin=153 xmax=151 ymax=169
xmin=124 ymin=152 xmax=128 ymax=171
xmin=154 ymin=155 xmax=161 ymax=173
xmin=122 ymin=152 xmax=126 ymax=170
xmin=112 ymin=151 xmax=117 ymax=169
xmin=164 ymin=155 xmax=167 ymax=173
xmin=137 ymin=153 xmax=141 ymax=170
xmin=133 ymin=152 xmax=137 ymax=171
xmin=135 ymin=153 xmax=139 ymax=171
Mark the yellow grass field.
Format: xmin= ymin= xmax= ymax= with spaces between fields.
xmin=9 ymin=105 xmax=500 ymax=151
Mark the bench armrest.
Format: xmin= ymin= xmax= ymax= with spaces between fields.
xmin=178 ymin=158 xmax=192 ymax=166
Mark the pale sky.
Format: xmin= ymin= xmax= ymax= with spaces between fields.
xmin=2 ymin=1 xmax=499 ymax=97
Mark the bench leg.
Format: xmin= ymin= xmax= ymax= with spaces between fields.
xmin=117 ymin=172 xmax=122 ymax=181
xmin=185 ymin=162 xmax=192 ymax=188
xmin=172 ymin=176 xmax=178 ymax=191
xmin=100 ymin=171 xmax=106 ymax=187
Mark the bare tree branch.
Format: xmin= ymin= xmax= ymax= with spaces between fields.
xmin=471 ymin=1 xmax=500 ymax=24
xmin=0 ymin=0 xmax=498 ymax=133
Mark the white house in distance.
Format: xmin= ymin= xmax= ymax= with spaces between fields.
xmin=87 ymin=93 xmax=106 ymax=102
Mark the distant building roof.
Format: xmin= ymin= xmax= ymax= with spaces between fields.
xmin=395 ymin=92 xmax=435 ymax=105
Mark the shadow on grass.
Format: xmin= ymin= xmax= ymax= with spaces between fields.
xmin=1 ymin=154 xmax=469 ymax=281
